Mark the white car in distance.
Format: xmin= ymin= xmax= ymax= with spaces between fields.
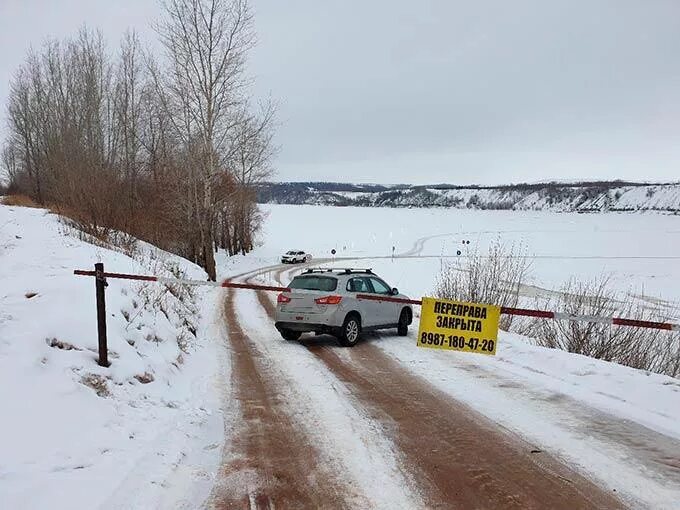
xmin=281 ymin=250 xmax=312 ymax=264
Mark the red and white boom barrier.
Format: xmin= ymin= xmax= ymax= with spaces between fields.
xmin=501 ymin=306 xmax=680 ymax=331
xmin=75 ymin=267 xmax=680 ymax=333
xmin=355 ymin=294 xmax=680 ymax=332
xmin=73 ymin=269 xmax=288 ymax=292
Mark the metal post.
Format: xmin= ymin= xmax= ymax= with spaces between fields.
xmin=94 ymin=262 xmax=109 ymax=367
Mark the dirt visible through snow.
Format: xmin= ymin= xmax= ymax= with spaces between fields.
xmin=208 ymin=287 xmax=355 ymax=509
xmin=209 ymin=263 xmax=625 ymax=508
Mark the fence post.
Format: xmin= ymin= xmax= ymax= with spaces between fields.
xmin=94 ymin=262 xmax=109 ymax=367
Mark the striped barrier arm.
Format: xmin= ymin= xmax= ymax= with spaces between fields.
xmin=75 ymin=269 xmax=680 ymax=332
xmin=355 ymin=296 xmax=680 ymax=332
xmin=74 ymin=269 xmax=289 ymax=292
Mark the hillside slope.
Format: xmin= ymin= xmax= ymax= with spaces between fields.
xmin=0 ymin=204 xmax=226 ymax=509
xmin=257 ymin=181 xmax=680 ymax=213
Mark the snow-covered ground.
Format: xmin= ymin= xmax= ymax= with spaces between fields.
xmin=260 ymin=262 xmax=680 ymax=505
xmin=0 ymin=204 xmax=226 ymax=509
xmin=253 ymin=204 xmax=680 ymax=306
xmin=3 ymin=201 xmax=680 ymax=508
xmin=375 ymin=331 xmax=680 ymax=507
xmin=245 ymin=204 xmax=680 ymax=507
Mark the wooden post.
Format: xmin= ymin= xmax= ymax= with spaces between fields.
xmin=95 ymin=262 xmax=109 ymax=367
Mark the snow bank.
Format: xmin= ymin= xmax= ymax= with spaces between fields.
xmin=0 ymin=205 xmax=225 ymax=509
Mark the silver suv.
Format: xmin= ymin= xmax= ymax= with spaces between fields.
xmin=275 ymin=268 xmax=413 ymax=346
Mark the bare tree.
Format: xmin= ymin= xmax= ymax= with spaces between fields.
xmin=113 ymin=30 xmax=144 ymax=225
xmin=223 ymin=100 xmax=276 ymax=253
xmin=155 ymin=0 xmax=254 ymax=280
xmin=2 ymin=5 xmax=273 ymax=272
xmin=1 ymin=144 xmax=20 ymax=191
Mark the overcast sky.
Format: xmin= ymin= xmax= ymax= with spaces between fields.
xmin=2 ymin=1 xmax=680 ymax=185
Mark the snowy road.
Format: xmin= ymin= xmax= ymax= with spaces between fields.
xmin=208 ymin=231 xmax=680 ymax=508
xmin=209 ymin=263 xmax=627 ymax=508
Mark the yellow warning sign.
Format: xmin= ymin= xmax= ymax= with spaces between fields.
xmin=417 ymin=297 xmax=500 ymax=355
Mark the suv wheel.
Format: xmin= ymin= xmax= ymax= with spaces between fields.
xmin=397 ymin=309 xmax=410 ymax=336
xmin=280 ymin=329 xmax=301 ymax=341
xmin=338 ymin=314 xmax=361 ymax=347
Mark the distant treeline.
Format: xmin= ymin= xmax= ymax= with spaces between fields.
xmin=260 ymin=180 xmax=672 ymax=193
xmin=256 ymin=181 xmax=680 ymax=213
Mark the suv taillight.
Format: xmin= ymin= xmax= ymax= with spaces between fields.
xmin=277 ymin=293 xmax=291 ymax=304
xmin=315 ymin=295 xmax=342 ymax=305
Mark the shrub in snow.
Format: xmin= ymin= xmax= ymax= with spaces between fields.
xmin=80 ymin=374 xmax=110 ymax=398
xmin=435 ymin=239 xmax=531 ymax=330
xmin=528 ymin=277 xmax=680 ymax=378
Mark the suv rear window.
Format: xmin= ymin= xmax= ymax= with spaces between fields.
xmin=289 ymin=276 xmax=338 ymax=292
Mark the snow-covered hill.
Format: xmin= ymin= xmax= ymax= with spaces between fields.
xmin=0 ymin=204 xmax=225 ymax=509
xmin=258 ymin=181 xmax=680 ymax=213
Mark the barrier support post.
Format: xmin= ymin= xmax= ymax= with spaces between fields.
xmin=95 ymin=262 xmax=109 ymax=367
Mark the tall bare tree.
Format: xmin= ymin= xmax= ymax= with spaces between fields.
xmin=225 ymin=101 xmax=276 ymax=253
xmin=155 ymin=0 xmax=254 ymax=280
xmin=113 ymin=30 xmax=144 ymax=225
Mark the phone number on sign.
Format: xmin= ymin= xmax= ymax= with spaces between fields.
xmin=419 ymin=332 xmax=495 ymax=352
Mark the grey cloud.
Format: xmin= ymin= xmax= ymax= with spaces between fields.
xmin=2 ymin=0 xmax=679 ymax=184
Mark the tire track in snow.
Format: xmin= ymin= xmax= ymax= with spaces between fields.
xmin=250 ymin=266 xmax=624 ymax=509
xmin=233 ymin=289 xmax=427 ymax=509
xmin=270 ymin=265 xmax=680 ymax=507
xmin=208 ymin=287 xmax=352 ymax=509
xmin=213 ymin=265 xmax=424 ymax=509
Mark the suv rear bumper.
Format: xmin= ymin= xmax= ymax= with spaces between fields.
xmin=275 ymin=321 xmax=338 ymax=335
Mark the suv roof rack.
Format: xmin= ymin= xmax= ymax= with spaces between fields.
xmin=303 ymin=267 xmax=373 ymax=275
